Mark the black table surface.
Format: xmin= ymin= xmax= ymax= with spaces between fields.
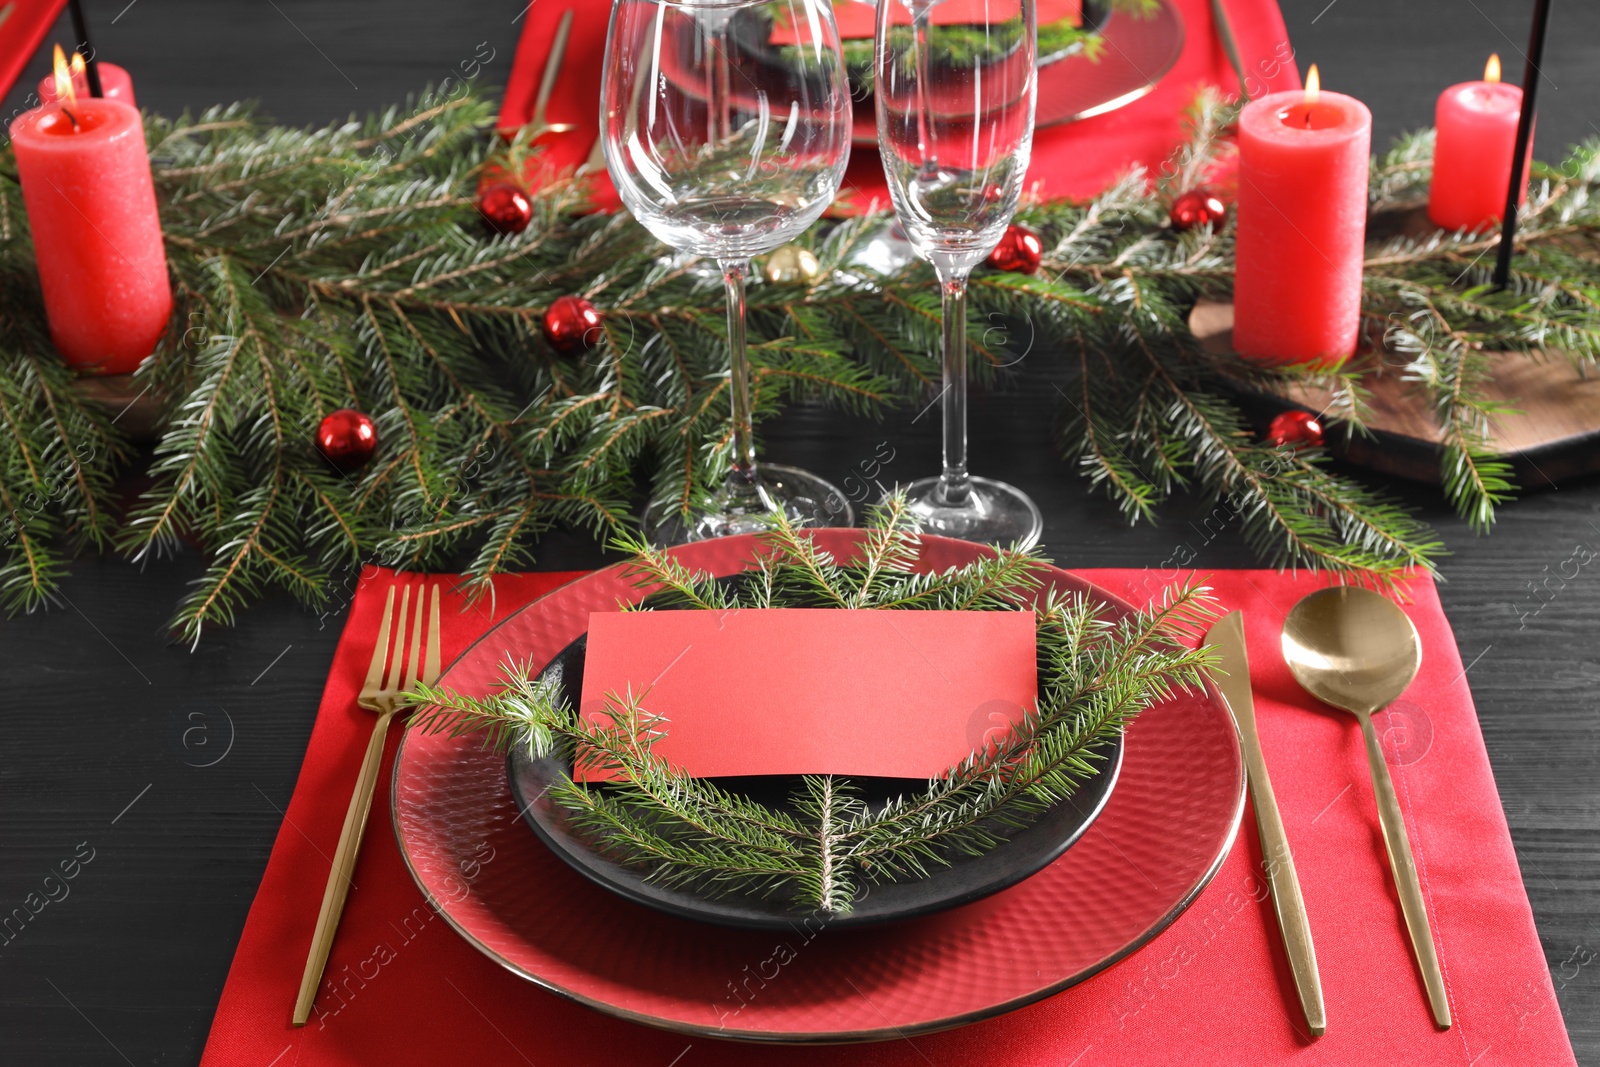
xmin=3 ymin=1 xmax=1598 ymax=1063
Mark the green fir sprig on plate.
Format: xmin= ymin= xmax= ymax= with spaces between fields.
xmin=406 ymin=496 xmax=1217 ymax=912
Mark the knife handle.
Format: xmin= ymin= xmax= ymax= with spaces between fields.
xmin=1244 ymin=743 xmax=1327 ymax=1037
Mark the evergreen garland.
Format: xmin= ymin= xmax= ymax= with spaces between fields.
xmin=1 ymin=83 xmax=1597 ymax=638
xmin=407 ymin=496 xmax=1217 ymax=912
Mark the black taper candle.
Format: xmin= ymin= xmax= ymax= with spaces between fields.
xmin=1492 ymin=0 xmax=1554 ymax=289
xmin=67 ymin=0 xmax=104 ymax=99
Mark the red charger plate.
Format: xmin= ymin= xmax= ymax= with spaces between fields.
xmin=646 ymin=0 xmax=1185 ymax=148
xmin=392 ymin=531 xmax=1244 ymax=1042
xmin=855 ymin=0 xmax=1187 ymax=144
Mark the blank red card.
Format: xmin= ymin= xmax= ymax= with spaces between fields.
xmin=576 ymin=608 xmax=1037 ymax=780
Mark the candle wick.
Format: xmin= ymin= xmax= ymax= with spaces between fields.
xmin=61 ymin=106 xmax=80 ymax=131
xmin=1303 ymin=111 xmax=1311 ymax=129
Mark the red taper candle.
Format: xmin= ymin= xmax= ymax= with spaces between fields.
xmin=1233 ymin=66 xmax=1372 ymax=366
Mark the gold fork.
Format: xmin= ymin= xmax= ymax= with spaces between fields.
xmin=292 ymin=582 xmax=441 ymax=1026
xmin=528 ymin=10 xmax=578 ymax=138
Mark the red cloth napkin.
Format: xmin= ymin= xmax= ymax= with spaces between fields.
xmin=200 ymin=565 xmax=1577 ymax=1066
xmin=495 ymin=0 xmax=1299 ymax=207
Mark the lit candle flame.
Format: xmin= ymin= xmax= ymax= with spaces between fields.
xmin=1485 ymin=53 xmax=1501 ymax=83
xmin=1304 ymin=64 xmax=1320 ymax=106
xmin=51 ymin=44 xmax=76 ymax=108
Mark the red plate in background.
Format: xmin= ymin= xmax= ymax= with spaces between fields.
xmin=852 ymin=0 xmax=1186 ymax=143
xmin=392 ymin=531 xmax=1243 ymax=1043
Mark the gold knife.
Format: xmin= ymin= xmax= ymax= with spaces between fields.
xmin=1205 ymin=611 xmax=1327 ymax=1037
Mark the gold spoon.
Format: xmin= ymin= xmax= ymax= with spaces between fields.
xmin=1282 ymin=586 xmax=1451 ymax=1029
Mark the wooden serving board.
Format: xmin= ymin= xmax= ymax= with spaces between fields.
xmin=1189 ymin=298 xmax=1600 ymax=487
xmin=71 ymin=374 xmax=164 ymax=443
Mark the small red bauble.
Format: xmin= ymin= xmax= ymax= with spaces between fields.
xmin=1266 ymin=409 xmax=1325 ymax=450
xmin=986 ymin=224 xmax=1043 ymax=274
xmin=477 ymin=181 xmax=533 ymax=235
xmin=316 ymin=408 xmax=378 ymax=470
xmin=1169 ymin=188 xmax=1228 ymax=231
xmin=542 ymin=295 xmax=603 ymax=353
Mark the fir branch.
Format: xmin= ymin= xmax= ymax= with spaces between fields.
xmin=10 ymin=85 xmax=1600 ymax=631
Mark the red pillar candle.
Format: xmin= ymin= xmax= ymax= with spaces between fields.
xmin=1234 ymin=67 xmax=1372 ymax=366
xmin=1427 ymin=54 xmax=1529 ymax=232
xmin=39 ymin=62 xmax=137 ymax=108
xmin=9 ymin=83 xmax=171 ymax=374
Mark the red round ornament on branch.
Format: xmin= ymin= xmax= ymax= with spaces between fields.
xmin=478 ymin=182 xmax=533 ymax=235
xmin=1169 ymin=188 xmax=1227 ymax=231
xmin=986 ymin=224 xmax=1043 ymax=274
xmin=316 ymin=408 xmax=378 ymax=470
xmin=542 ymin=295 xmax=603 ymax=353
xmin=1266 ymin=409 xmax=1325 ymax=450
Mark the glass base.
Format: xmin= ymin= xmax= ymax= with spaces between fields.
xmin=645 ymin=464 xmax=855 ymax=546
xmin=896 ymin=475 xmax=1043 ymax=551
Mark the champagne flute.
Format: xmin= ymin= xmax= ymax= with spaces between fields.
xmin=602 ymin=0 xmax=855 ymax=542
xmin=875 ymin=0 xmax=1044 ymax=548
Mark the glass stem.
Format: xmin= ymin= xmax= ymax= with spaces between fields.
xmin=911 ymin=5 xmax=934 ymax=166
xmin=936 ymin=267 xmax=971 ymax=507
xmin=720 ymin=257 xmax=771 ymax=509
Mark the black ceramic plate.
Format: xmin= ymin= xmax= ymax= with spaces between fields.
xmin=726 ymin=0 xmax=1114 ymax=84
xmin=505 ymin=631 xmax=1124 ymax=931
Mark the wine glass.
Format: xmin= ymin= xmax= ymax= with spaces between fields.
xmin=874 ymin=0 xmax=1044 ymax=549
xmin=602 ymin=0 xmax=855 ymax=542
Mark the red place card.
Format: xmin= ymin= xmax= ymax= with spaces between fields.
xmin=576 ymin=608 xmax=1037 ymax=780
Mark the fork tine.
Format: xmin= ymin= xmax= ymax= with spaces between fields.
xmin=362 ymin=586 xmax=397 ymax=694
xmin=382 ymin=585 xmax=411 ymax=692
xmin=403 ymin=581 xmax=426 ymax=691
xmin=423 ymin=584 xmax=442 ymax=685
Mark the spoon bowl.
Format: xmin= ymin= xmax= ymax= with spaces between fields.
xmin=1281 ymin=584 xmax=1452 ymax=1030
xmin=1282 ymin=586 xmax=1420 ymax=715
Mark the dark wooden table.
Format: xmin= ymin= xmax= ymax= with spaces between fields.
xmin=2 ymin=1 xmax=1597 ymax=1063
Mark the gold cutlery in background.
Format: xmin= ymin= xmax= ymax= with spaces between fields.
xmin=576 ymin=133 xmax=606 ymax=177
xmin=292 ymin=583 xmax=441 ymax=1027
xmin=1205 ymin=611 xmax=1326 ymax=1037
xmin=1282 ymin=586 xmax=1451 ymax=1029
xmin=579 ymin=11 xmax=658 ymax=180
xmin=528 ymin=10 xmax=578 ymax=138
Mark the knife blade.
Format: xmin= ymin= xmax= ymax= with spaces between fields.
xmin=1205 ymin=611 xmax=1327 ymax=1037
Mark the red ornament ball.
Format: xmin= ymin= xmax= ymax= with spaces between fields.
xmin=986 ymin=224 xmax=1043 ymax=274
xmin=477 ymin=181 xmax=533 ymax=235
xmin=1169 ymin=188 xmax=1228 ymax=231
xmin=1266 ymin=409 xmax=1325 ymax=450
xmin=316 ymin=408 xmax=378 ymax=470
xmin=542 ymin=295 xmax=604 ymax=353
